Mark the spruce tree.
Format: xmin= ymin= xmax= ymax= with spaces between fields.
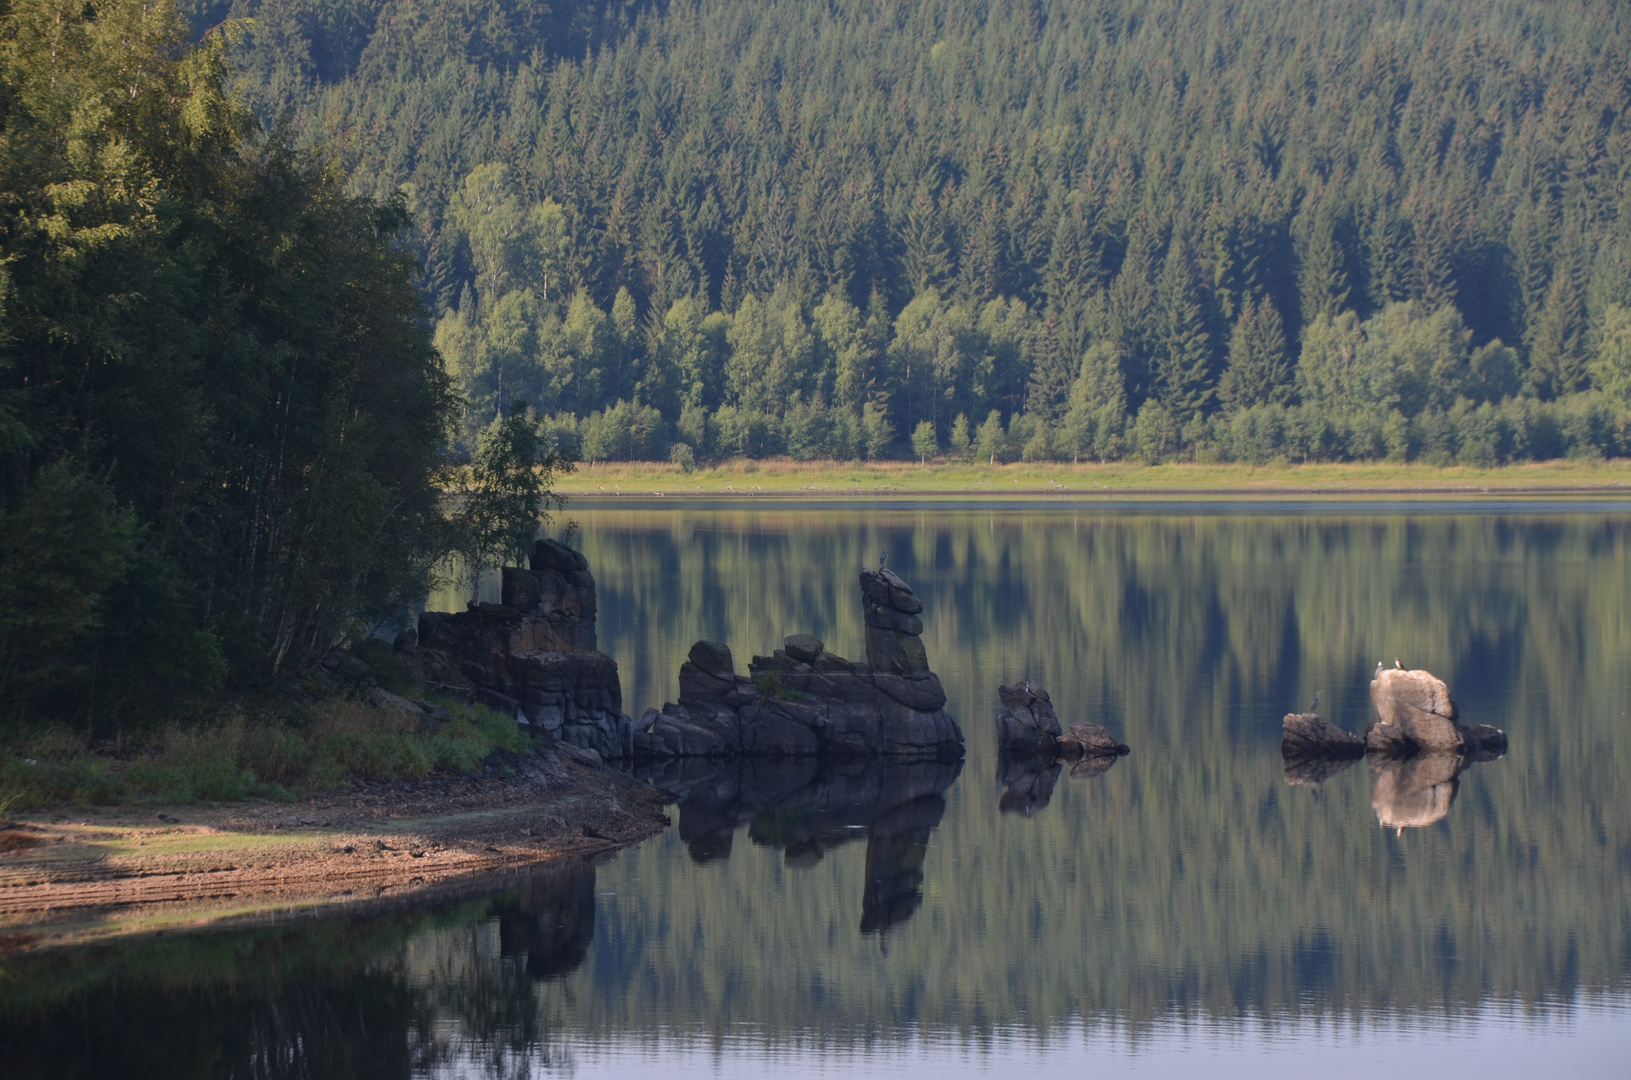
xmin=1153 ymin=238 xmax=1215 ymax=417
xmin=1216 ymin=295 xmax=1292 ymax=413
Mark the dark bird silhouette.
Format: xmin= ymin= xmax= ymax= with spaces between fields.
xmin=1309 ymin=690 xmax=1321 ymax=713
xmin=879 ymin=549 xmax=889 ymax=569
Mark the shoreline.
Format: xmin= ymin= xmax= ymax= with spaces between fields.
xmin=551 ymin=460 xmax=1631 ymax=500
xmin=0 ymin=755 xmax=671 ymax=951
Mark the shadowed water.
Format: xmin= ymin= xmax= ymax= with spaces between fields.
xmin=4 ymin=503 xmax=1630 ymax=1076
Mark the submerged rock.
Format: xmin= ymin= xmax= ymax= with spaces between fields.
xmin=992 ymin=681 xmax=1127 ymax=815
xmin=634 ymin=570 xmax=963 ymax=760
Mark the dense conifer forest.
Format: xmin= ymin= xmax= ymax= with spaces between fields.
xmin=205 ymin=0 xmax=1631 ymax=464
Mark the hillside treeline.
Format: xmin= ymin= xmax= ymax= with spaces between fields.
xmin=211 ymin=0 xmax=1631 ymax=463
xmin=0 ymin=0 xmax=515 ymax=725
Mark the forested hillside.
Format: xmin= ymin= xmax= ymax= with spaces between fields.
xmin=207 ymin=0 xmax=1631 ymax=463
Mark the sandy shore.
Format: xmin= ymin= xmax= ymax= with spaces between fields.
xmin=0 ymin=752 xmax=671 ymax=951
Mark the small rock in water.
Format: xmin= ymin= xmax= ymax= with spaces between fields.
xmin=1281 ymin=712 xmax=1364 ymax=758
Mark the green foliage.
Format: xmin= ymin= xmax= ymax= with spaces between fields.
xmin=1589 ymin=304 xmax=1631 ymax=409
xmin=1 ymin=0 xmax=487 ymax=727
xmin=1217 ymin=296 xmax=1292 ymax=414
xmin=911 ymin=420 xmax=939 ymax=463
xmin=751 ymin=668 xmax=805 ymax=704
xmin=201 ymin=0 xmax=1631 ymax=466
xmin=0 ymin=697 xmax=528 ymax=809
xmin=451 ymin=405 xmax=575 ymax=600
xmin=947 ymin=413 xmax=972 ymax=460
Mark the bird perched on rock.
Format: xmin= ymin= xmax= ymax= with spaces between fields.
xmin=879 ymin=549 xmax=889 ymax=569
xmin=1374 ymin=661 xmax=1383 ymax=680
xmin=1394 ymin=657 xmax=1403 ymax=670
xmin=1309 ymin=690 xmax=1321 ymax=713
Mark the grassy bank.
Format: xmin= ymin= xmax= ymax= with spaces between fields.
xmin=0 ymin=700 xmax=526 ymax=813
xmin=556 ymin=458 xmax=1631 ymax=498
xmin=0 ymin=637 xmax=529 ymax=813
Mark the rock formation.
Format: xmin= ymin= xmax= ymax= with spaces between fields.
xmin=1280 ymin=711 xmax=1366 ymax=786
xmin=991 ymin=680 xmax=1127 ymax=815
xmin=632 ymin=570 xmax=964 ymax=760
xmin=1366 ymin=668 xmax=1507 ymax=757
xmin=1281 ymin=668 xmax=1507 ymax=788
xmin=994 ymin=680 xmax=1128 ymax=759
xmin=1279 ymin=669 xmax=1510 ymax=823
xmin=417 ymin=538 xmax=633 ymax=760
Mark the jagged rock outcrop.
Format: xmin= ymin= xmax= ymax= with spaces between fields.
xmin=994 ymin=680 xmax=1128 ymax=759
xmin=992 ymin=681 xmax=1127 ymax=814
xmin=1366 ymin=668 xmax=1507 ymax=757
xmin=417 ymin=538 xmax=633 ymax=760
xmin=632 ymin=571 xmax=964 ymax=760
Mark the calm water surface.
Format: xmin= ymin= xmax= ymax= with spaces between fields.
xmin=6 ymin=503 xmax=1630 ymax=1077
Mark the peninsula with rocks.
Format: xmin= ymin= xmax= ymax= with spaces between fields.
xmin=419 ymin=546 xmax=964 ymax=763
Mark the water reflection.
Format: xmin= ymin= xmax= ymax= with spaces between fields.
xmin=495 ymin=862 xmax=598 ymax=980
xmin=636 ymin=757 xmax=960 ymax=935
xmin=7 ymin=504 xmax=1631 ymax=1074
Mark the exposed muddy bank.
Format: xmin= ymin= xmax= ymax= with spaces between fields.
xmin=0 ymin=754 xmax=670 ymax=951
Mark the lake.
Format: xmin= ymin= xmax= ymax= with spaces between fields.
xmin=5 ymin=501 xmax=1630 ymax=1077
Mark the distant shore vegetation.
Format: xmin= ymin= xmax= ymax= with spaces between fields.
xmin=204 ymin=0 xmax=1631 ymax=466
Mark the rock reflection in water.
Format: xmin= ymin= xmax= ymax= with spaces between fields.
xmin=1369 ymin=742 xmax=1505 ymax=833
xmin=495 ymin=860 xmax=598 ymax=980
xmin=996 ymin=751 xmax=1061 ymax=816
xmin=634 ymin=756 xmax=960 ymax=934
xmin=995 ymin=746 xmax=1125 ymax=816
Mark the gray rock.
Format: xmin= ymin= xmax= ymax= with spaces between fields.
xmin=533 ymin=537 xmax=589 ymax=573
xmin=1059 ymin=720 xmax=1128 ymax=756
xmin=994 ymin=680 xmax=1062 ymax=753
xmin=1367 ymin=668 xmax=1466 ymax=754
xmin=998 ymin=679 xmax=1051 ymax=712
xmin=1468 ymin=724 xmax=1508 ymax=759
xmin=688 ymin=639 xmax=736 ymax=677
xmin=633 ymin=569 xmax=961 ymax=761
xmin=864 ymin=606 xmax=924 ymax=634
xmin=1281 ymin=712 xmax=1365 ymax=758
xmin=784 ymin=633 xmax=824 ymax=663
